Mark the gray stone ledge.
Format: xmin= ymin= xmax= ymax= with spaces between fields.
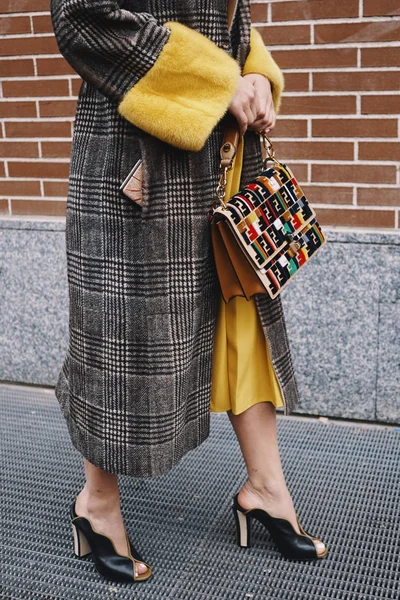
xmin=1 ymin=217 xmax=399 ymax=245
xmin=0 ymin=217 xmax=66 ymax=232
xmin=1 ymin=218 xmax=399 ymax=423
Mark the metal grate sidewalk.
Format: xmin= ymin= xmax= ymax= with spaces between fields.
xmin=1 ymin=384 xmax=399 ymax=600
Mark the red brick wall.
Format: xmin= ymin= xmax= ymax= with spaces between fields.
xmin=1 ymin=0 xmax=399 ymax=228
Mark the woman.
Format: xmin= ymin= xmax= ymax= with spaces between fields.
xmin=51 ymin=0 xmax=327 ymax=583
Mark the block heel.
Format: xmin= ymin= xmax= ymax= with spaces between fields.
xmin=72 ymin=520 xmax=91 ymax=557
xmin=232 ymin=502 xmax=252 ymax=548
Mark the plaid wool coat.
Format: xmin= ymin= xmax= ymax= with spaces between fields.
xmin=51 ymin=0 xmax=300 ymax=477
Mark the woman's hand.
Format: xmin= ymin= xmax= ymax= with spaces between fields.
xmin=227 ymin=76 xmax=258 ymax=136
xmin=244 ymin=73 xmax=276 ymax=133
xmin=228 ymin=73 xmax=276 ymax=136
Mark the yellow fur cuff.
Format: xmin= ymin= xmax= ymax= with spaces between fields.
xmin=118 ymin=21 xmax=241 ymax=152
xmin=242 ymin=27 xmax=285 ymax=114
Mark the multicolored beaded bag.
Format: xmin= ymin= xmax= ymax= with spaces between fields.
xmin=210 ymin=127 xmax=326 ymax=302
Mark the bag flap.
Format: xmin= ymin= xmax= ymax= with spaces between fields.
xmin=213 ymin=163 xmax=316 ymax=270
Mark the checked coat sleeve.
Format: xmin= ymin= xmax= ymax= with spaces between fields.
xmin=51 ymin=0 xmax=241 ymax=151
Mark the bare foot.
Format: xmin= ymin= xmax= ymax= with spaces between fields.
xmin=237 ymin=480 xmax=326 ymax=557
xmin=75 ymin=488 xmax=149 ymax=577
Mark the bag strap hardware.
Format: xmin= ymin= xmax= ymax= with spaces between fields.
xmin=214 ymin=123 xmax=288 ymax=210
xmin=215 ymin=166 xmax=229 ymax=209
xmin=214 ymin=122 xmax=240 ymax=209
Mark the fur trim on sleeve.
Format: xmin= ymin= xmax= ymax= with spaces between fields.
xmin=242 ymin=27 xmax=285 ymax=114
xmin=118 ymin=21 xmax=241 ymax=151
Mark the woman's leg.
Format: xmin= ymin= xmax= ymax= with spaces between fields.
xmin=227 ymin=401 xmax=326 ymax=555
xmin=74 ymin=458 xmax=149 ymax=575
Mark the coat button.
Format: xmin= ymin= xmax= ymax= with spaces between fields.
xmin=221 ymin=42 xmax=230 ymax=49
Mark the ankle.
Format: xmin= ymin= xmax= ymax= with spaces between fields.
xmin=241 ymin=478 xmax=290 ymax=502
xmin=77 ymin=486 xmax=121 ymax=514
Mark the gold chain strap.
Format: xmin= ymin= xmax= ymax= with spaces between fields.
xmin=214 ymin=130 xmax=279 ymax=210
xmin=215 ymin=163 xmax=231 ymax=209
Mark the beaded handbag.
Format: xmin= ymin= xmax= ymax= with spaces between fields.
xmin=210 ymin=125 xmax=326 ymax=302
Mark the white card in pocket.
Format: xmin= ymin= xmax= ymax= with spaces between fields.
xmin=120 ymin=158 xmax=143 ymax=205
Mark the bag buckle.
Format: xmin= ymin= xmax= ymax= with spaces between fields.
xmin=285 ymin=232 xmax=301 ymax=257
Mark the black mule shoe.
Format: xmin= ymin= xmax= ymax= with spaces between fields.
xmin=232 ymin=493 xmax=328 ymax=561
xmin=70 ymin=500 xmax=152 ymax=583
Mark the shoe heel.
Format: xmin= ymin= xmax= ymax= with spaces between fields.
xmin=232 ymin=505 xmax=252 ymax=548
xmin=72 ymin=521 xmax=91 ymax=557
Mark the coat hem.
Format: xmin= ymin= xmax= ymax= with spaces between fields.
xmin=55 ymin=362 xmax=211 ymax=478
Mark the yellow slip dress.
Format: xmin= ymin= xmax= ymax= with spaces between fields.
xmin=210 ymin=135 xmax=284 ymax=414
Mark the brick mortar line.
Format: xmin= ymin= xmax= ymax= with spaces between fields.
xmin=0 ymin=75 xmax=80 ymax=80
xmin=1 ymin=120 xmax=74 ymax=123
xmin=3 ymin=158 xmax=71 ymax=163
xmin=3 ymin=11 xmax=400 ymax=20
xmin=270 ymin=158 xmax=400 ymax=163
xmin=271 ymin=42 xmax=400 ymax=49
xmin=0 ymin=71 xmax=400 ymax=81
xmin=0 ymin=177 xmax=67 ymax=181
xmin=2 ymin=197 xmax=397 ymax=212
xmin=282 ymin=91 xmax=400 ymax=96
xmin=1 ymin=180 xmax=398 ymax=189
xmin=1 ymin=43 xmax=400 ymax=56
xmin=253 ymin=16 xmax=400 ymax=25
xmin=276 ymin=137 xmax=400 ymax=142
xmin=0 ymin=98 xmax=77 ymax=102
xmin=282 ymin=67 xmax=400 ymax=72
xmin=32 ymin=55 xmax=38 ymax=77
xmin=10 ymin=91 xmax=397 ymax=99
xmin=0 ymin=33 xmax=55 ymax=39
xmin=0 ymin=12 xmax=50 ymax=18
xmin=1 ymin=91 xmax=398 ymax=101
xmin=2 ymin=139 xmax=72 ymax=143
xmin=2 ymin=117 xmax=399 ymax=123
xmin=1 ymin=196 xmax=66 ymax=200
xmin=0 ymin=139 xmax=400 ymax=144
xmin=356 ymin=94 xmax=361 ymax=115
xmin=0 ymin=54 xmax=76 ymax=60
xmin=1 ymin=141 xmax=399 ymax=148
xmin=1 ymin=92 xmax=399 ymax=102
xmin=1 ymin=64 xmax=400 ymax=73
xmin=4 ymin=14 xmax=400 ymax=25
xmin=0 ymin=96 xmax=78 ymax=101
xmin=312 ymin=204 xmax=399 ymax=211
